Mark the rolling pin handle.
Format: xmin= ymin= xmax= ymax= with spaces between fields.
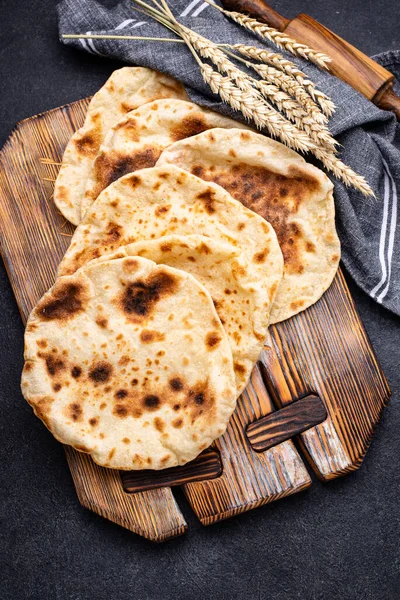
xmin=220 ymin=0 xmax=289 ymax=30
xmin=375 ymin=85 xmax=400 ymax=120
xmin=221 ymin=0 xmax=400 ymax=121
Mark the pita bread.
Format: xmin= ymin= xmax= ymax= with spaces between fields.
xmin=157 ymin=128 xmax=340 ymax=323
xmin=59 ymin=166 xmax=283 ymax=382
xmin=54 ymin=68 xmax=187 ymax=225
xmin=81 ymin=99 xmax=249 ymax=218
xmin=21 ymin=256 xmax=236 ymax=470
xmin=93 ymin=234 xmax=272 ymax=394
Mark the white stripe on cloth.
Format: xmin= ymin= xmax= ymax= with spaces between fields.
xmin=115 ymin=19 xmax=136 ymax=30
xmin=86 ymin=31 xmax=103 ymax=55
xmin=81 ymin=21 xmax=147 ymax=56
xmin=79 ymin=37 xmax=94 ymax=55
xmin=192 ymin=2 xmax=209 ymax=16
xmin=376 ymin=159 xmax=398 ymax=303
xmin=180 ymin=0 xmax=203 ymax=17
xmin=370 ymin=163 xmax=391 ymax=299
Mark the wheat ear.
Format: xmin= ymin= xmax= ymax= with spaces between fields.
xmin=181 ymin=28 xmax=337 ymax=153
xmin=315 ymin=147 xmax=374 ymax=196
xmin=233 ymin=44 xmax=336 ymax=116
xmin=251 ymin=63 xmax=329 ymax=128
xmin=203 ymin=62 xmax=371 ymax=195
xmin=200 ymin=64 xmax=322 ymax=153
xmin=203 ymin=2 xmax=330 ymax=69
xmin=180 ymin=27 xmax=252 ymax=91
xmin=182 ymin=28 xmax=337 ymax=151
xmin=255 ymin=80 xmax=337 ymax=151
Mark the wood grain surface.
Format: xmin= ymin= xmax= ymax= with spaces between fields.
xmin=263 ymin=268 xmax=390 ymax=479
xmin=183 ymin=364 xmax=311 ymax=525
xmin=0 ymin=100 xmax=188 ymax=543
xmin=285 ymin=14 xmax=394 ymax=104
xmin=0 ymin=98 xmax=390 ymax=541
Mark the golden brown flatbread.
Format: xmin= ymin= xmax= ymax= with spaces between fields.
xmin=21 ymin=256 xmax=236 ymax=469
xmin=80 ymin=98 xmax=248 ymax=218
xmin=58 ymin=166 xmax=283 ymax=385
xmin=93 ymin=234 xmax=273 ymax=394
xmin=54 ymin=67 xmax=187 ymax=225
xmin=157 ymin=128 xmax=340 ymax=323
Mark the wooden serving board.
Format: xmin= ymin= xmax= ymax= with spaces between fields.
xmin=0 ymin=99 xmax=391 ymax=542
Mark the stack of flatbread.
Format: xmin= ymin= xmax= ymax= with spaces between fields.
xmin=21 ymin=67 xmax=340 ymax=470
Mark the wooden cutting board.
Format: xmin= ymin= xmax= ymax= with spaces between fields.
xmin=0 ymin=99 xmax=390 ymax=542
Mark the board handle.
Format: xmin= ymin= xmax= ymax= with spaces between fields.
xmin=121 ymin=448 xmax=222 ymax=493
xmin=221 ymin=0 xmax=400 ymax=119
xmin=247 ymin=394 xmax=327 ymax=452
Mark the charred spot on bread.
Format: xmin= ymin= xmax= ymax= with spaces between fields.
xmin=89 ymin=361 xmax=113 ymax=384
xmin=118 ymin=269 xmax=179 ymax=320
xmin=37 ymin=281 xmax=89 ymax=322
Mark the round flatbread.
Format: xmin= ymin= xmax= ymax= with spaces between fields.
xmin=58 ymin=166 xmax=284 ymax=382
xmin=157 ymin=128 xmax=340 ymax=323
xmin=21 ymin=256 xmax=236 ymax=470
xmin=94 ymin=234 xmax=271 ymax=394
xmin=81 ymin=99 xmax=249 ymax=218
xmin=54 ymin=67 xmax=187 ymax=225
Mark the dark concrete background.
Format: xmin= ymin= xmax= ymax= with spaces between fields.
xmin=1 ymin=1 xmax=399 ymax=599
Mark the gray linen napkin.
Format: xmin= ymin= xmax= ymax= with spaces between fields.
xmin=58 ymin=0 xmax=400 ymax=317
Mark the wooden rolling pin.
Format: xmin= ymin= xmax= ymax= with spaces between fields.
xmin=221 ymin=0 xmax=400 ymax=119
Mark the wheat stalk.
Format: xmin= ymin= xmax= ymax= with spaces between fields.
xmin=39 ymin=158 xmax=62 ymax=165
xmin=251 ymin=63 xmax=328 ymax=126
xmin=63 ymin=33 xmax=186 ymax=43
xmin=128 ymin=0 xmax=372 ymax=196
xmin=203 ymin=1 xmax=331 ymax=69
xmin=181 ymin=27 xmax=253 ymax=91
xmin=233 ymin=44 xmax=336 ymax=117
xmin=180 ymin=27 xmax=337 ymax=152
xmin=255 ymin=80 xmax=337 ymax=151
xmin=201 ymin=64 xmax=322 ymax=153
